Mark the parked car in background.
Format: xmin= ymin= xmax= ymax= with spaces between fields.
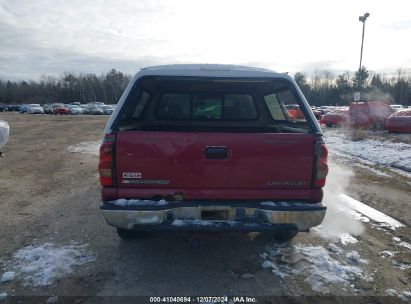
xmin=68 ymin=105 xmax=84 ymax=115
xmin=320 ymin=108 xmax=349 ymax=127
xmin=42 ymin=104 xmax=54 ymax=114
xmin=390 ymin=104 xmax=404 ymax=111
xmin=310 ymin=107 xmax=322 ymax=120
xmin=386 ymin=109 xmax=411 ymax=133
xmin=19 ymin=104 xmax=30 ymax=113
xmin=7 ymin=104 xmax=20 ymax=112
xmin=100 ymin=105 xmax=114 ymax=115
xmin=89 ymin=102 xmax=105 ymax=107
xmin=349 ymin=101 xmax=395 ymax=130
xmin=99 ymin=64 xmax=328 ymax=241
xmin=53 ymin=104 xmax=70 ymax=115
xmin=27 ymin=104 xmax=44 ymax=114
xmin=285 ymin=104 xmax=305 ymax=120
xmin=0 ymin=104 xmax=8 ymax=112
xmin=84 ymin=105 xmax=104 ymax=115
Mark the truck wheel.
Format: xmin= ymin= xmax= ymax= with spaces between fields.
xmin=116 ymin=228 xmax=148 ymax=239
xmin=325 ymin=123 xmax=333 ymax=127
xmin=272 ymin=230 xmax=298 ymax=242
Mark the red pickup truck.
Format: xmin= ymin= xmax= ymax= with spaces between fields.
xmin=99 ymin=65 xmax=328 ymax=241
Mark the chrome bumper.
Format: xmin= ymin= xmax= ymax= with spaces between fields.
xmin=101 ymin=201 xmax=326 ymax=232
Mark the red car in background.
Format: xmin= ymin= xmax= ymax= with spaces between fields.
xmin=320 ymin=108 xmax=349 ymax=127
xmin=349 ymin=101 xmax=394 ymax=130
xmin=285 ymin=104 xmax=305 ymax=119
xmin=386 ymin=109 xmax=411 ymax=133
xmin=53 ymin=105 xmax=70 ymax=115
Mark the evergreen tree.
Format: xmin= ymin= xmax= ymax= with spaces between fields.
xmin=352 ymin=66 xmax=370 ymax=89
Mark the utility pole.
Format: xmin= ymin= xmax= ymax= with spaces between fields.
xmin=355 ymin=12 xmax=370 ymax=102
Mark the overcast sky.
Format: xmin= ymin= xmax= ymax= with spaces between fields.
xmin=0 ymin=0 xmax=410 ymax=80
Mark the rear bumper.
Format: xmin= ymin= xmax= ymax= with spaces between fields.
xmin=100 ymin=201 xmax=326 ymax=232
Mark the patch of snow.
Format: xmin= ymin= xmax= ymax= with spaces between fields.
xmin=0 ymin=120 xmax=10 ymax=149
xmin=111 ymin=199 xmax=168 ymax=207
xmin=393 ymin=237 xmax=401 ymax=242
xmin=261 ymin=260 xmax=288 ymax=279
xmin=379 ymin=250 xmax=395 ymax=258
xmin=397 ymin=240 xmax=411 ymax=251
xmin=313 ymin=227 xmax=359 ymax=245
xmin=0 ymin=271 xmax=15 ymax=283
xmin=66 ymin=141 xmax=100 ymax=155
xmin=11 ymin=243 xmax=96 ymax=286
xmin=46 ymin=296 xmax=59 ymax=304
xmin=386 ymin=289 xmax=398 ymax=296
xmin=262 ymin=244 xmax=368 ymax=294
xmin=0 ymin=292 xmax=6 ymax=301
xmin=345 ymin=251 xmax=368 ymax=264
xmin=328 ymin=243 xmax=342 ymax=254
xmin=403 ymin=291 xmax=411 ymax=298
xmin=338 ymin=194 xmax=404 ymax=230
xmin=339 ymin=233 xmax=359 ymax=245
xmin=324 ymin=129 xmax=411 ymax=174
xmin=393 ymin=261 xmax=411 ymax=270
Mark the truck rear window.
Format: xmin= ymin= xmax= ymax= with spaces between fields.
xmin=156 ymin=93 xmax=257 ymax=120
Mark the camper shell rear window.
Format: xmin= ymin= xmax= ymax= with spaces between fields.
xmin=114 ymin=76 xmax=316 ymax=134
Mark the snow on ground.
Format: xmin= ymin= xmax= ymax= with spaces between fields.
xmin=338 ymin=194 xmax=404 ymax=230
xmin=0 ymin=271 xmax=15 ymax=283
xmin=9 ymin=243 xmax=96 ymax=286
xmin=66 ymin=141 xmax=100 ymax=155
xmin=0 ymin=120 xmax=10 ymax=150
xmin=393 ymin=237 xmax=411 ymax=251
xmin=323 ymin=128 xmax=411 ymax=176
xmin=261 ymin=243 xmax=370 ymax=294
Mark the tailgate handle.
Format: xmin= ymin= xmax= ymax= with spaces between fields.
xmin=205 ymin=146 xmax=227 ymax=159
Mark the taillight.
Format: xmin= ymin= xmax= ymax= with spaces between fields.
xmin=314 ymin=141 xmax=328 ymax=188
xmin=98 ymin=134 xmax=115 ymax=186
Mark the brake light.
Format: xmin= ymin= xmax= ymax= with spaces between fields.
xmin=314 ymin=141 xmax=328 ymax=188
xmin=98 ymin=134 xmax=115 ymax=186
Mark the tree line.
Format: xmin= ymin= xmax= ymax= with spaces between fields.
xmin=294 ymin=67 xmax=410 ymax=106
xmin=0 ymin=69 xmax=131 ymax=105
xmin=0 ymin=67 xmax=410 ymax=106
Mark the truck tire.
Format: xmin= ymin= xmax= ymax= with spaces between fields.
xmin=116 ymin=228 xmax=148 ymax=239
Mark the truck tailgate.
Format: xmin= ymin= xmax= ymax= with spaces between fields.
xmin=115 ymin=131 xmax=314 ymax=199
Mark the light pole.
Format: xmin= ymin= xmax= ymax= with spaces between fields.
xmin=357 ymin=12 xmax=370 ymax=91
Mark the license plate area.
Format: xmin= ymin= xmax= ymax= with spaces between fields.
xmin=201 ymin=210 xmax=229 ymax=220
